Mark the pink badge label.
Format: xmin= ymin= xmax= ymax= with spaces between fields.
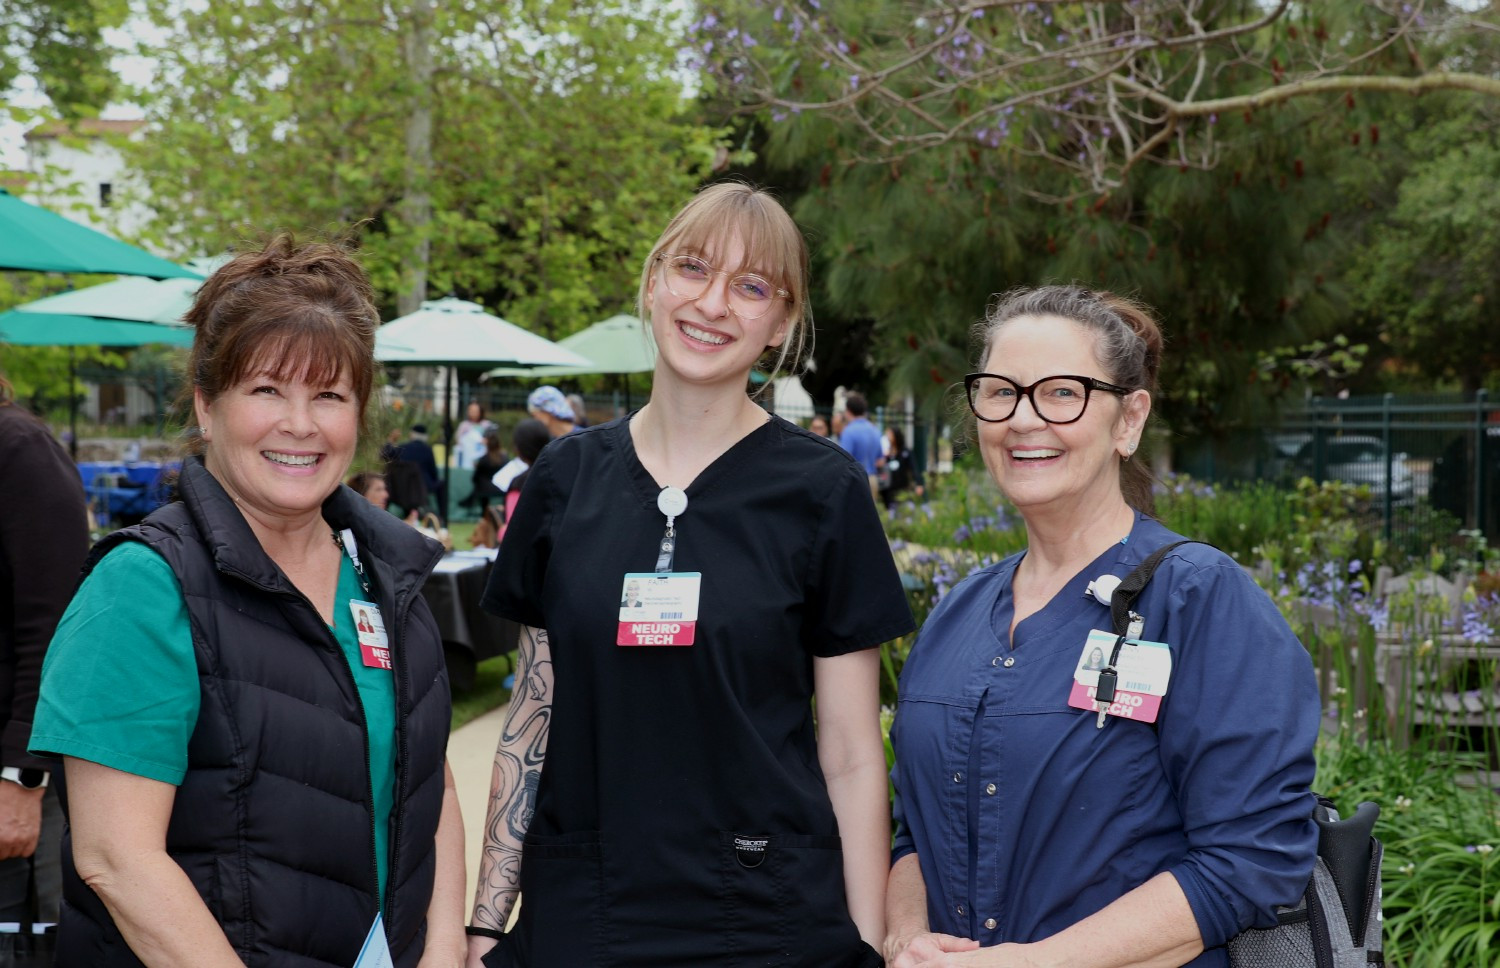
xmin=617 ymin=620 xmax=698 ymax=646
xmin=1067 ymin=682 xmax=1161 ymax=723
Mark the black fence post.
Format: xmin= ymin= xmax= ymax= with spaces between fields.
xmin=1382 ymin=392 xmax=1394 ymax=542
xmin=1477 ymin=388 xmax=1491 ymax=537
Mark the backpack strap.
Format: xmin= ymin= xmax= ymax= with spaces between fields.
xmin=1109 ymin=540 xmax=1206 ymax=636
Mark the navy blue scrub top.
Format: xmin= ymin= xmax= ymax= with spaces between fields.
xmin=890 ymin=513 xmax=1320 ymax=966
xmin=483 ymin=414 xmax=914 ymax=968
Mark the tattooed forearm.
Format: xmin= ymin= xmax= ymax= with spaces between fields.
xmin=470 ymin=625 xmax=554 ymax=932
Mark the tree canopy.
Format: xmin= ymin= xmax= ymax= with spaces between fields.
xmin=127 ymin=0 xmax=729 ymax=336
xmin=0 ymin=0 xmax=125 ymax=119
xmin=696 ymin=0 xmax=1500 ymax=429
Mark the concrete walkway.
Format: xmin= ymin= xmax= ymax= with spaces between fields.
xmin=448 ymin=701 xmax=509 ymax=913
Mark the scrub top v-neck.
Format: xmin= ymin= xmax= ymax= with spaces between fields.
xmin=483 ymin=414 xmax=913 ymax=968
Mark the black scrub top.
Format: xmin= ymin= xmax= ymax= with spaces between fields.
xmin=482 ymin=414 xmax=914 ymax=968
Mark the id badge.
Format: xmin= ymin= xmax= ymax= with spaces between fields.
xmin=616 ymin=572 xmax=701 ymax=646
xmin=348 ymin=600 xmax=392 ymax=670
xmin=352 ymin=912 xmax=393 ymax=968
xmin=1066 ymin=628 xmax=1172 ymax=723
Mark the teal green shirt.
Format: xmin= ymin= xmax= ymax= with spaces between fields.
xmin=32 ymin=541 xmax=399 ymax=905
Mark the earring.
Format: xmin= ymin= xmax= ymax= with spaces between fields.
xmin=1121 ymin=443 xmax=1136 ymax=461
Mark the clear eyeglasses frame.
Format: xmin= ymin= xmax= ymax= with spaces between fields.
xmin=963 ymin=373 xmax=1133 ymax=425
xmin=655 ymin=253 xmax=790 ymax=320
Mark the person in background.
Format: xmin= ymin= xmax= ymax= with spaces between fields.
xmin=454 ymin=402 xmax=497 ymax=471
xmin=524 ymin=386 xmax=577 ymax=438
xmin=31 ymin=236 xmax=466 ymax=968
xmin=487 ymin=419 xmax=551 ymax=541
xmin=470 ymin=430 xmax=507 ymax=514
xmin=397 ymin=423 xmax=445 ymax=509
xmin=467 ymin=182 xmax=908 ymax=968
xmin=884 ymin=285 xmax=1318 ymax=968
xmin=809 ymin=414 xmax=831 ymax=437
xmin=348 ymin=470 xmax=391 ymax=511
xmin=839 ymin=392 xmax=883 ymax=503
xmin=0 ymin=374 xmax=89 ymax=924
xmin=565 ymin=393 xmax=589 ymax=429
xmin=878 ymin=425 xmax=924 ymax=510
xmin=349 ymin=470 xmax=420 ymax=525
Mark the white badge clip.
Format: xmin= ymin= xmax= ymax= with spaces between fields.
xmin=1085 ymin=573 xmax=1121 ymax=606
xmin=655 ymin=486 xmax=689 ymax=573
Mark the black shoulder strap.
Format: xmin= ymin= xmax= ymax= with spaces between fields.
xmin=1110 ymin=540 xmax=1208 ymax=636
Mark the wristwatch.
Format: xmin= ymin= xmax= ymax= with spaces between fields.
xmin=0 ymin=766 xmax=48 ymax=789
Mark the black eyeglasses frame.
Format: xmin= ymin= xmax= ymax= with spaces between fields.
xmin=962 ymin=372 xmax=1134 ymax=425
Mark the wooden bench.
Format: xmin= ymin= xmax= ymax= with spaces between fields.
xmin=1376 ymin=636 xmax=1500 ymax=742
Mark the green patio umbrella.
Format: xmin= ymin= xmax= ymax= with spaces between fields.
xmin=0 ymin=188 xmax=201 ymax=279
xmin=10 ymin=276 xmax=201 ymax=325
xmin=483 ymin=314 xmax=656 ymax=378
xmin=0 ymin=310 xmax=195 ymax=347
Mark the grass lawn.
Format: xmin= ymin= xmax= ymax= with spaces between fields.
xmin=452 ymin=654 xmax=514 ymax=731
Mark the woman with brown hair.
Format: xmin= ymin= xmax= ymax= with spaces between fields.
xmin=883 ymin=286 xmax=1318 ymax=968
xmin=466 ymin=183 xmax=911 ymax=967
xmin=31 ymin=236 xmax=466 ymax=967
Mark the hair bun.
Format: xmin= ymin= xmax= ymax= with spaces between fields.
xmin=1096 ymin=290 xmax=1163 ymax=391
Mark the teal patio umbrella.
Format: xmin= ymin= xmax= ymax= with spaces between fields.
xmin=0 ymin=308 xmax=195 ymax=454
xmin=0 ymin=188 xmax=201 ymax=279
xmin=0 ymin=311 xmax=194 ymax=347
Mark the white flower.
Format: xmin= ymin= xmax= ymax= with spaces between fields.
xmin=1399 ymin=863 xmax=1415 ymax=876
xmin=1478 ymin=844 xmax=1493 ymax=855
xmin=1394 ymin=796 xmax=1413 ymax=811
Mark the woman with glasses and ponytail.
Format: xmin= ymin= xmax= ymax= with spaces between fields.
xmin=466 ymin=183 xmax=911 ymax=968
xmin=883 ymin=287 xmax=1319 ymax=968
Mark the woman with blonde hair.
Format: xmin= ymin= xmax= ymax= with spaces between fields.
xmin=466 ymin=183 xmax=910 ymax=967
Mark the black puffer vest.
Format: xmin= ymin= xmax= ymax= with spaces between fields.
xmin=54 ymin=457 xmax=450 ymax=967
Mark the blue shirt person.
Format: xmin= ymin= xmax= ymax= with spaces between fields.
xmin=884 ymin=286 xmax=1318 ymax=968
xmin=838 ymin=391 xmax=884 ymax=479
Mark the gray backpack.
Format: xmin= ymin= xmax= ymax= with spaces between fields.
xmin=1115 ymin=543 xmax=1385 ymax=968
xmin=1228 ymin=796 xmax=1383 ymax=968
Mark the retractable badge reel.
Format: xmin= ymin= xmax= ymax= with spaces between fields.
xmin=655 ymin=485 xmax=688 ymax=573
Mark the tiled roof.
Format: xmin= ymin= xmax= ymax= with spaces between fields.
xmin=24 ymin=119 xmax=147 ymax=141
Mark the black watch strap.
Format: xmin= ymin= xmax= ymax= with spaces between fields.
xmin=0 ymin=766 xmax=48 ymax=789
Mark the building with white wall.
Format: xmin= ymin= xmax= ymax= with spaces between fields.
xmin=12 ymin=119 xmax=173 ymax=430
xmin=22 ymin=118 xmax=155 ymax=248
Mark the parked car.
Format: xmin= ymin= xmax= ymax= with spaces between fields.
xmin=1262 ymin=432 xmax=1312 ymax=482
xmin=1295 ymin=435 xmax=1415 ymax=504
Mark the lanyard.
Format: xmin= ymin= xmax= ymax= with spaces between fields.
xmin=654 ymin=486 xmax=688 ymax=573
xmin=335 ymin=528 xmax=372 ymax=596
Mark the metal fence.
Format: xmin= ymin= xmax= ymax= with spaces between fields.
xmin=1175 ymin=390 xmax=1499 ymax=545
